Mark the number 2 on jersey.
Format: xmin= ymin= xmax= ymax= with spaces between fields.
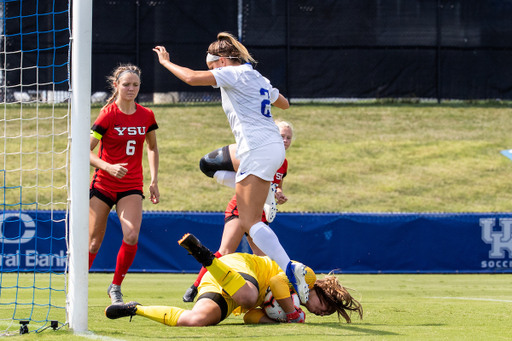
xmin=260 ymin=88 xmax=272 ymax=118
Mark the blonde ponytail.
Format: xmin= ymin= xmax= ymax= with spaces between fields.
xmin=208 ymin=32 xmax=256 ymax=65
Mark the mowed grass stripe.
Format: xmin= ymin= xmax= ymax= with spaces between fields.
xmin=3 ymin=103 xmax=511 ymax=212
xmin=141 ymin=102 xmax=512 ymax=212
xmin=1 ymin=273 xmax=510 ymax=340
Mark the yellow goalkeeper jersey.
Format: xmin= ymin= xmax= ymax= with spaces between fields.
xmin=198 ymin=253 xmax=316 ymax=317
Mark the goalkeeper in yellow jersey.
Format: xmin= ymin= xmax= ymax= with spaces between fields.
xmin=105 ymin=233 xmax=363 ymax=325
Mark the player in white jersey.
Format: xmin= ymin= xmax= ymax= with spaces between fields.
xmin=153 ymin=32 xmax=310 ymax=303
xmin=210 ymin=63 xmax=283 ymax=155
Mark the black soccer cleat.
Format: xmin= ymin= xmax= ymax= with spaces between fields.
xmin=182 ymin=284 xmax=199 ymax=302
xmin=178 ymin=233 xmax=215 ymax=267
xmin=105 ymin=301 xmax=140 ymax=321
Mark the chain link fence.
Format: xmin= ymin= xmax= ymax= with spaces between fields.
xmin=86 ymin=1 xmax=512 ymax=103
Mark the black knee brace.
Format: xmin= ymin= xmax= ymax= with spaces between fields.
xmin=199 ymin=145 xmax=235 ymax=178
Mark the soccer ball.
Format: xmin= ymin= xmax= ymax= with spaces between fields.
xmin=263 ymin=288 xmax=301 ymax=322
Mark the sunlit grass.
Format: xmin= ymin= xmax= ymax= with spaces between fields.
xmin=3 ymin=102 xmax=512 ymax=213
xmin=2 ymin=273 xmax=511 ymax=340
xmin=137 ymin=102 xmax=512 ymax=212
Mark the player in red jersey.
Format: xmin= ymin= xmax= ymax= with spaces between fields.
xmin=89 ymin=64 xmax=160 ymax=305
xmin=183 ymin=121 xmax=294 ymax=302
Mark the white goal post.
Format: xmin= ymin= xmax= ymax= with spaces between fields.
xmin=68 ymin=0 xmax=92 ymax=333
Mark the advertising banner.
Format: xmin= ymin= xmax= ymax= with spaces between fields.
xmin=2 ymin=211 xmax=511 ymax=273
xmin=91 ymin=212 xmax=512 ymax=274
xmin=0 ymin=211 xmax=67 ymax=272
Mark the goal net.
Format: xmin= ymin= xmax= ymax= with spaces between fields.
xmin=0 ymin=0 xmax=70 ymax=334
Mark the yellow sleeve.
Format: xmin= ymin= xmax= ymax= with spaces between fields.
xmin=269 ymin=273 xmax=292 ymax=300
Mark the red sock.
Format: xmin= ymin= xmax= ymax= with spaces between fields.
xmin=193 ymin=251 xmax=223 ymax=287
xmin=193 ymin=267 xmax=208 ymax=287
xmin=112 ymin=241 xmax=138 ymax=286
xmin=89 ymin=252 xmax=97 ymax=270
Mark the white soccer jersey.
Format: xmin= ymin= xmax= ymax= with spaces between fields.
xmin=210 ymin=63 xmax=282 ymax=156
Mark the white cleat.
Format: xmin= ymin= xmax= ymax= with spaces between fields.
xmin=263 ymin=183 xmax=278 ymax=223
xmin=287 ymin=262 xmax=309 ymax=304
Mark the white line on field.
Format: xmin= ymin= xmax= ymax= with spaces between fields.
xmin=75 ymin=331 xmax=126 ymax=341
xmin=429 ymin=297 xmax=512 ymax=303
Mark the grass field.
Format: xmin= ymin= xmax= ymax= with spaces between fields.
xmin=1 ymin=273 xmax=510 ymax=340
xmin=137 ymin=102 xmax=512 ymax=212
xmin=2 ymin=102 xmax=512 ymax=339
xmin=3 ymin=102 xmax=512 ymax=212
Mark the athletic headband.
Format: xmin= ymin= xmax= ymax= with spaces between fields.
xmin=206 ymin=53 xmax=240 ymax=63
xmin=116 ymin=69 xmax=139 ymax=80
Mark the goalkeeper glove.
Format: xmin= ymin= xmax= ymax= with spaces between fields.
xmin=286 ymin=308 xmax=306 ymax=323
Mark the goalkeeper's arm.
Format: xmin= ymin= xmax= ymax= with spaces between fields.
xmin=270 ymin=274 xmax=304 ymax=322
xmin=243 ymin=308 xmax=278 ymax=324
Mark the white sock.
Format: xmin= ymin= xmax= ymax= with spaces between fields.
xmin=249 ymin=222 xmax=290 ymax=271
xmin=213 ymin=171 xmax=236 ymax=188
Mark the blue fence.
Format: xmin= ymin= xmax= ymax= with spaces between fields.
xmin=2 ymin=211 xmax=512 ymax=274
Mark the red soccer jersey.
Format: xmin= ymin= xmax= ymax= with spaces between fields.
xmin=90 ymin=102 xmax=158 ymax=192
xmin=225 ymin=159 xmax=288 ymax=222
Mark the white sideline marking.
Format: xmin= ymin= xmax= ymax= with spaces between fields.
xmin=75 ymin=331 xmax=126 ymax=341
xmin=429 ymin=296 xmax=512 ymax=303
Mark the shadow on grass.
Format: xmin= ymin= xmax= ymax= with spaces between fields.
xmin=301 ymin=322 xmax=399 ymax=336
xmin=95 ymin=321 xmax=447 ymax=340
xmin=238 ymin=322 xmax=399 ymax=337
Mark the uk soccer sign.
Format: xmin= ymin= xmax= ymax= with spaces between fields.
xmin=481 ymin=218 xmax=512 ymax=269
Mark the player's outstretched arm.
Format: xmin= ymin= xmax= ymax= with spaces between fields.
xmin=153 ymin=46 xmax=216 ymax=86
